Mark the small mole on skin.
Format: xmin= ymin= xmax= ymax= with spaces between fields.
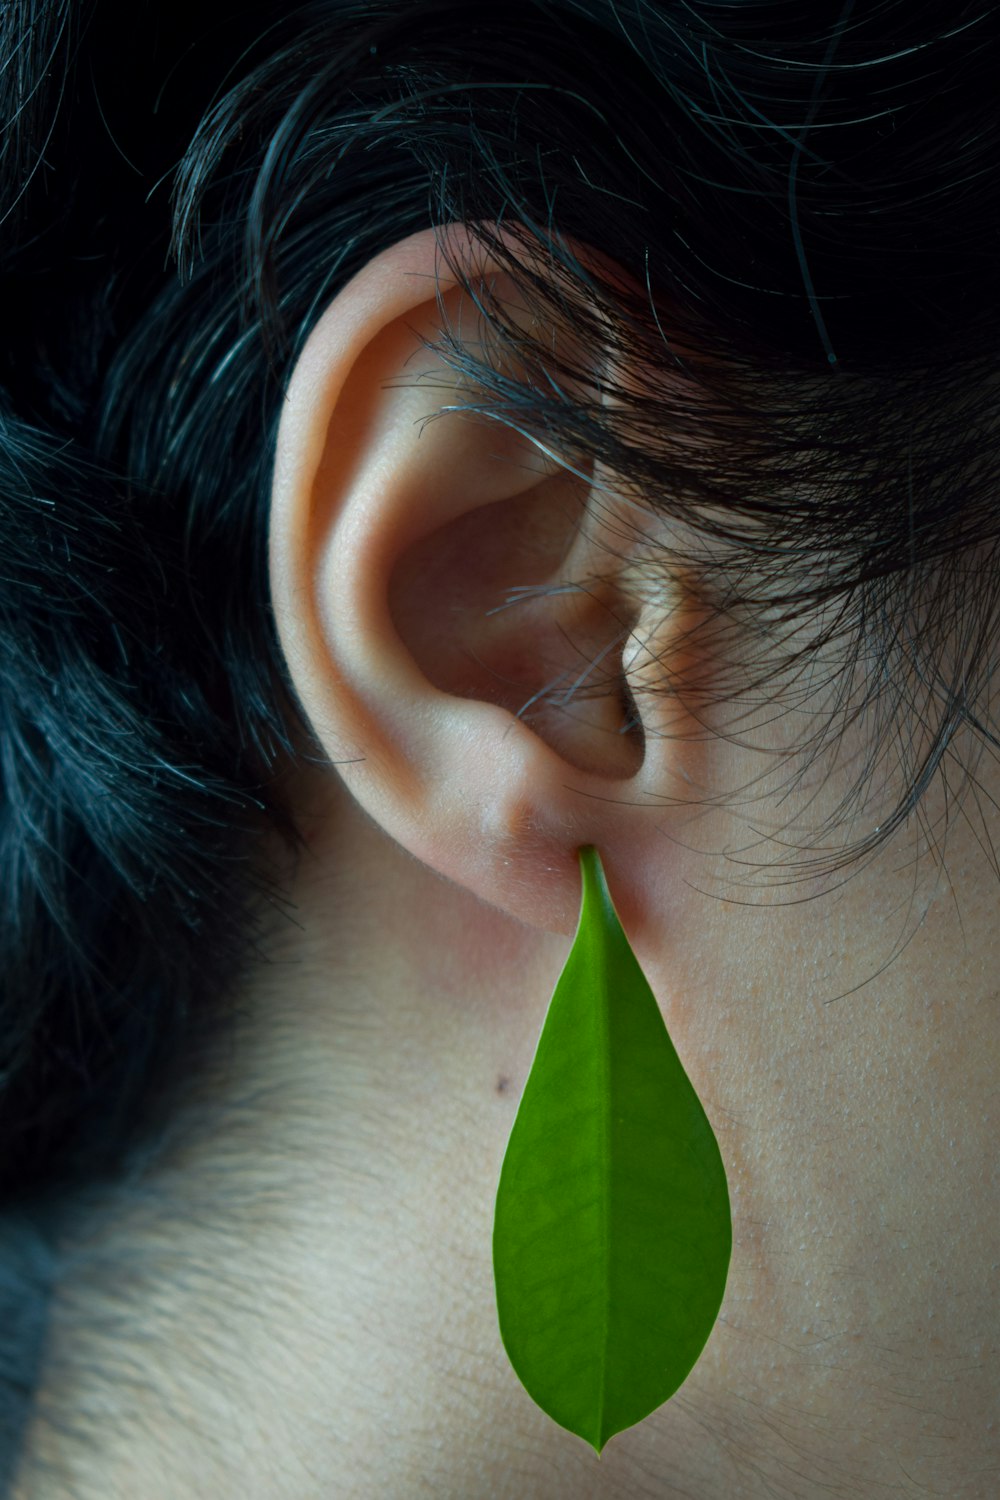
xmin=496 ymin=1075 xmax=510 ymax=1095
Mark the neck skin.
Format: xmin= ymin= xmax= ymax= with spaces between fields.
xmin=18 ymin=755 xmax=999 ymax=1500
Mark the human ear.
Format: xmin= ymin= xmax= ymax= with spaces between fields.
xmin=269 ymin=223 xmax=695 ymax=938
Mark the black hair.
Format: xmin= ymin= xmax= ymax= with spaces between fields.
xmin=3 ymin=0 xmax=1000 ymax=1485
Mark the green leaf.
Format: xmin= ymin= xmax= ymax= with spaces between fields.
xmin=492 ymin=845 xmax=731 ymax=1456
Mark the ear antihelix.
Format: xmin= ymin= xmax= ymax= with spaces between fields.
xmin=492 ymin=845 xmax=731 ymax=1455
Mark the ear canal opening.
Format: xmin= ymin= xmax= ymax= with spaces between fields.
xmin=618 ymin=671 xmax=647 ymax=757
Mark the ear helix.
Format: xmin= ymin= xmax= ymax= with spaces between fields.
xmin=492 ymin=845 xmax=731 ymax=1455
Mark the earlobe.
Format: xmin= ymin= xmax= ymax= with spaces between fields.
xmin=269 ymin=223 xmax=690 ymax=936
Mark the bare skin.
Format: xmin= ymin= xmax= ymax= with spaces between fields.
xmin=18 ymin=227 xmax=998 ymax=1500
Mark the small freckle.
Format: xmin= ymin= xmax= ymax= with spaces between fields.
xmin=496 ymin=1075 xmax=510 ymax=1095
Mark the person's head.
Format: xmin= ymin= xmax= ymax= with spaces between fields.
xmin=2 ymin=2 xmax=998 ymax=1494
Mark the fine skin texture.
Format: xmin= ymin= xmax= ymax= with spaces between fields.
xmin=18 ymin=228 xmax=999 ymax=1500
